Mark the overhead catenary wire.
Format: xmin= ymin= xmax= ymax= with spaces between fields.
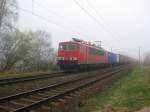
xmin=33 ymin=1 xmax=69 ymax=22
xmin=32 ymin=1 xmax=90 ymax=38
xmin=34 ymin=0 xmax=118 ymax=43
xmin=30 ymin=0 xmax=112 ymax=47
xmin=32 ymin=0 xmax=119 ymax=50
xmin=85 ymin=0 xmax=121 ymax=46
xmin=11 ymin=3 xmax=87 ymax=37
xmin=17 ymin=0 xmax=96 ymax=38
xmin=72 ymin=0 xmax=120 ymax=42
xmin=86 ymin=0 xmax=111 ymax=28
xmin=14 ymin=1 xmax=119 ymax=51
xmin=86 ymin=0 xmax=121 ymax=41
xmin=72 ymin=0 xmax=105 ymax=28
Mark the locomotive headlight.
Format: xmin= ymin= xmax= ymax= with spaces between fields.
xmin=57 ymin=57 xmax=61 ymax=60
xmin=62 ymin=57 xmax=64 ymax=60
xmin=73 ymin=57 xmax=77 ymax=60
xmin=57 ymin=57 xmax=64 ymax=60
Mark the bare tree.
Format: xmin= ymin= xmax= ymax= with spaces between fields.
xmin=0 ymin=1 xmax=55 ymax=72
xmin=0 ymin=30 xmax=31 ymax=71
xmin=22 ymin=30 xmax=54 ymax=71
xmin=0 ymin=0 xmax=6 ymax=28
xmin=0 ymin=0 xmax=18 ymax=32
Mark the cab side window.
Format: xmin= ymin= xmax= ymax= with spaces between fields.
xmin=89 ymin=47 xmax=105 ymax=56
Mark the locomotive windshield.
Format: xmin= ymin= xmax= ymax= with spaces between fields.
xmin=59 ymin=43 xmax=76 ymax=51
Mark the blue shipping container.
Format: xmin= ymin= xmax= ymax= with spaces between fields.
xmin=108 ymin=52 xmax=117 ymax=64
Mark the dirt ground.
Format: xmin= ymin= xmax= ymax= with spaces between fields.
xmin=136 ymin=107 xmax=150 ymax=112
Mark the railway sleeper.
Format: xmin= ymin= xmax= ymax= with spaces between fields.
xmin=37 ymin=93 xmax=51 ymax=98
xmin=0 ymin=105 xmax=16 ymax=112
xmin=34 ymin=105 xmax=51 ymax=112
xmin=9 ymin=101 xmax=26 ymax=107
xmin=43 ymin=91 xmax=59 ymax=96
xmin=29 ymin=95 xmax=44 ymax=101
xmin=19 ymin=98 xmax=35 ymax=104
xmin=35 ymin=93 xmax=49 ymax=98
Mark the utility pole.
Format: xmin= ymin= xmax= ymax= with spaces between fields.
xmin=139 ymin=47 xmax=141 ymax=65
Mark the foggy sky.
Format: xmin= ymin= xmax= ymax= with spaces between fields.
xmin=17 ymin=0 xmax=150 ymax=59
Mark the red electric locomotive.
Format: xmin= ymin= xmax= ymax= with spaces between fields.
xmin=57 ymin=38 xmax=108 ymax=70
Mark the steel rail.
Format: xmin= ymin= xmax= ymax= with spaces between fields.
xmin=0 ymin=66 xmax=128 ymax=112
xmin=13 ymin=68 xmax=124 ymax=112
xmin=0 ymin=66 xmax=122 ymax=103
xmin=0 ymin=65 xmax=124 ymax=86
xmin=0 ymin=71 xmax=69 ymax=86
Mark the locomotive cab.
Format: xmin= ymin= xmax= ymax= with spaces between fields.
xmin=57 ymin=42 xmax=80 ymax=70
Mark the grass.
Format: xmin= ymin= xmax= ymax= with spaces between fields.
xmin=74 ymin=65 xmax=150 ymax=112
xmin=0 ymin=70 xmax=52 ymax=80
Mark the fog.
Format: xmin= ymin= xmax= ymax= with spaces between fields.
xmin=17 ymin=0 xmax=150 ymax=59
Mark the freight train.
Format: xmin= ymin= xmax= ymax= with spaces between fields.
xmin=57 ymin=38 xmax=134 ymax=70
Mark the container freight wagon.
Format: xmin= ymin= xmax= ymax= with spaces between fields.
xmin=119 ymin=54 xmax=130 ymax=64
xmin=107 ymin=52 xmax=118 ymax=64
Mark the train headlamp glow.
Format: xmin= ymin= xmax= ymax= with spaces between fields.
xmin=57 ymin=57 xmax=61 ymax=60
xmin=68 ymin=57 xmax=77 ymax=60
xmin=73 ymin=57 xmax=77 ymax=60
xmin=57 ymin=57 xmax=64 ymax=60
xmin=70 ymin=57 xmax=73 ymax=60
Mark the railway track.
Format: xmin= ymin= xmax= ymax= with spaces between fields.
xmin=0 ymin=65 xmax=124 ymax=86
xmin=0 ymin=65 xmax=124 ymax=98
xmin=0 ymin=65 xmax=131 ymax=112
xmin=0 ymin=71 xmax=69 ymax=86
xmin=0 ymin=71 xmax=78 ymax=98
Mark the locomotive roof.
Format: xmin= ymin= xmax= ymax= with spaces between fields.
xmin=59 ymin=41 xmax=106 ymax=51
